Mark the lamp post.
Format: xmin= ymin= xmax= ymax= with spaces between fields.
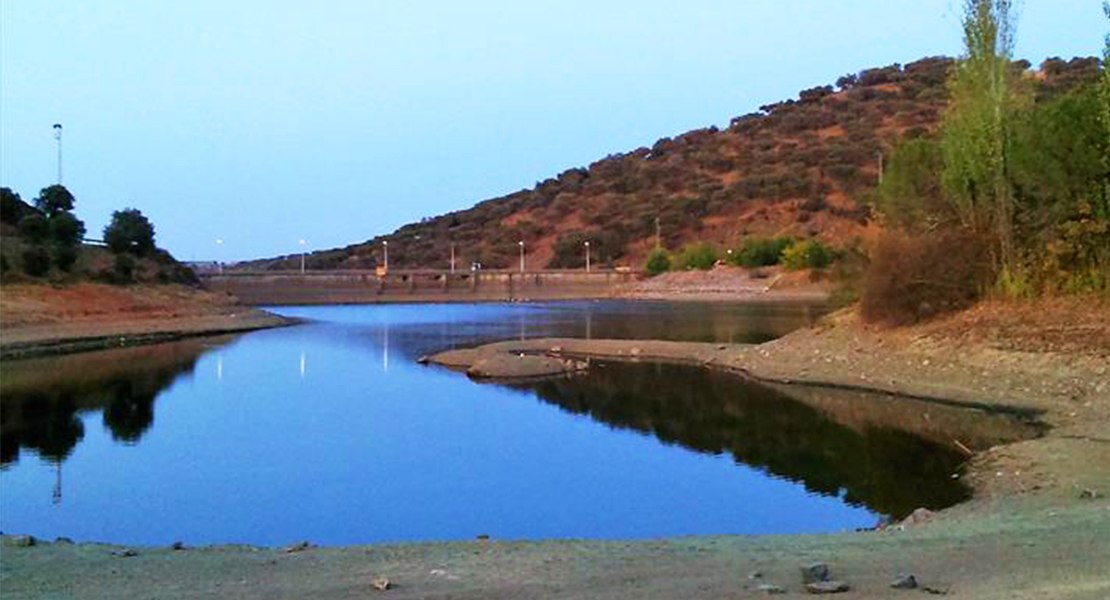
xmin=450 ymin=243 xmax=456 ymax=274
xmin=518 ymin=240 xmax=525 ymax=273
xmin=584 ymin=241 xmax=591 ymax=273
xmin=215 ymin=238 xmax=224 ymax=274
xmin=299 ymin=239 xmax=307 ymax=274
xmin=52 ymin=124 xmax=63 ymax=185
xmin=382 ymin=240 xmax=388 ymax=271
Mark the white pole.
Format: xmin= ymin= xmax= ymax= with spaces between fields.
xmin=52 ymin=124 xmax=63 ymax=184
xmin=299 ymin=239 xmax=306 ymax=273
xmin=216 ymin=239 xmax=223 ymax=274
xmin=585 ymin=241 xmax=591 ymax=273
xmin=383 ymin=240 xmax=388 ymax=271
xmin=518 ymin=241 xmax=524 ymax=273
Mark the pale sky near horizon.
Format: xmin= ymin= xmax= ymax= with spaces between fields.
xmin=1 ymin=1 xmax=1105 ymax=261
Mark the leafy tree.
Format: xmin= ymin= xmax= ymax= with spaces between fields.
xmin=21 ymin=247 xmax=51 ymax=277
xmin=872 ymin=138 xmax=952 ymax=232
xmin=940 ymin=0 xmax=1028 ymax=270
xmin=53 ymin=245 xmax=79 ymax=272
xmin=17 ymin=213 xmax=49 ymax=244
xmin=33 ymin=185 xmax=76 ymax=216
xmin=49 ymin=211 xmax=86 ymax=247
xmin=1 ymin=187 xmax=30 ymax=224
xmin=104 ymin=208 xmax=156 ymax=255
xmin=644 ymin=248 xmax=672 ymax=276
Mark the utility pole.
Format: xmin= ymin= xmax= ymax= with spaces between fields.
xmin=383 ymin=240 xmax=389 ymax=271
xmin=299 ymin=239 xmax=307 ymax=274
xmin=450 ymin=243 xmax=456 ymax=274
xmin=52 ymin=124 xmax=63 ymax=184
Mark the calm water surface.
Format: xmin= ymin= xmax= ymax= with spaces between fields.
xmin=0 ymin=301 xmax=1034 ymax=546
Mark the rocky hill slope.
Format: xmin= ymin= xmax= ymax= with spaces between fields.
xmin=242 ymin=56 xmax=1100 ymax=272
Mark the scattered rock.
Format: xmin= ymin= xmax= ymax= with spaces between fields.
xmin=749 ymin=570 xmax=763 ymax=580
xmin=8 ymin=535 xmax=37 ymax=548
xmin=891 ymin=573 xmax=918 ymax=589
xmin=1078 ymin=488 xmax=1102 ymax=500
xmin=283 ymin=541 xmax=314 ymax=553
xmin=805 ymin=580 xmax=850 ymax=594
xmin=54 ymin=537 xmax=74 ymax=545
xmin=113 ymin=549 xmax=138 ymax=557
xmin=900 ymin=508 xmax=935 ymax=526
xmin=629 ymin=347 xmax=642 ymax=357
xmin=550 ymin=346 xmax=563 ymax=354
xmin=800 ymin=562 xmax=829 ymax=584
xmin=371 ymin=577 xmax=392 ymax=591
xmin=416 ymin=355 xmax=430 ymax=365
xmin=171 ymin=541 xmax=186 ymax=551
xmin=757 ymin=583 xmax=786 ymax=595
xmin=717 ymin=344 xmax=728 ymax=350
xmin=922 ymin=584 xmax=950 ymax=595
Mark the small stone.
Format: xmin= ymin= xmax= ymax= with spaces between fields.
xmin=805 ymin=580 xmax=850 ymax=594
xmin=371 ymin=577 xmax=391 ymax=591
xmin=800 ymin=562 xmax=829 ymax=584
xmin=757 ymin=583 xmax=786 ymax=595
xmin=900 ymin=507 xmax=935 ymax=526
xmin=171 ymin=541 xmax=186 ymax=551
xmin=1078 ymin=488 xmax=1102 ymax=500
xmin=891 ymin=573 xmax=918 ymax=589
xmin=629 ymin=347 xmax=642 ymax=356
xmin=717 ymin=344 xmax=728 ymax=350
xmin=550 ymin=346 xmax=563 ymax=354
xmin=749 ymin=570 xmax=763 ymax=580
xmin=283 ymin=541 xmax=314 ymax=553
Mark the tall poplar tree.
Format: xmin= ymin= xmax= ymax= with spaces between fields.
xmin=941 ymin=0 xmax=1027 ymax=272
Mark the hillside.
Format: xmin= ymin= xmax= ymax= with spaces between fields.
xmin=241 ymin=56 xmax=1101 ymax=272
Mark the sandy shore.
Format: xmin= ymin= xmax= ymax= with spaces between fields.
xmin=2 ymin=299 xmax=1108 ymax=599
xmin=0 ymin=283 xmax=294 ymax=359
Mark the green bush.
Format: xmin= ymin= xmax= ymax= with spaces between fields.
xmin=113 ymin=254 xmax=136 ymax=283
xmin=644 ymin=248 xmax=672 ymax=276
xmin=676 ymin=242 xmax=718 ymax=271
xmin=17 ymin=213 xmax=50 ymax=244
xmin=22 ymin=247 xmax=51 ymax=277
xmin=731 ymin=236 xmax=794 ymax=267
xmin=53 ymin=245 xmax=79 ymax=272
xmin=781 ymin=239 xmax=833 ymax=271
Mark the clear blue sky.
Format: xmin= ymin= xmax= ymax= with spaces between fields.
xmin=1 ymin=1 xmax=1104 ymax=261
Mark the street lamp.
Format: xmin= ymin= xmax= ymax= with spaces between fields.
xmin=382 ymin=240 xmax=388 ymax=271
xmin=299 ymin=239 xmax=307 ymax=274
xmin=450 ymin=243 xmax=456 ymax=274
xmin=215 ymin=238 xmax=224 ymax=274
xmin=584 ymin=241 xmax=591 ymax=273
xmin=518 ymin=240 xmax=525 ymax=273
xmin=52 ymin=124 xmax=63 ymax=185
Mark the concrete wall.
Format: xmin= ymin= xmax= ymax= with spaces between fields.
xmin=202 ymin=270 xmax=639 ymax=305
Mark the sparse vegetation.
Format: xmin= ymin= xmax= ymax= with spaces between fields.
xmin=729 ymin=236 xmax=795 ymax=268
xmin=675 ymin=242 xmax=719 ymax=271
xmin=781 ymin=239 xmax=833 ymax=271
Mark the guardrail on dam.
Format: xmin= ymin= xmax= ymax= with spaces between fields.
xmin=201 ymin=269 xmax=641 ymax=305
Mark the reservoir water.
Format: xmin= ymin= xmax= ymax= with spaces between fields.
xmin=0 ymin=301 xmax=1037 ymax=546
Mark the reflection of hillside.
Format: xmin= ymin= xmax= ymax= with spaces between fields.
xmin=0 ymin=337 xmax=227 ymax=466
xmin=522 ymin=363 xmax=1040 ymax=518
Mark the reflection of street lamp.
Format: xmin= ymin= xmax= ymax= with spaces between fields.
xmin=518 ymin=240 xmax=525 ymax=273
xmin=216 ymin=239 xmax=224 ymax=274
xmin=584 ymin=241 xmax=591 ymax=273
xmin=382 ymin=240 xmax=388 ymax=271
xmin=299 ymin=239 xmax=307 ymax=274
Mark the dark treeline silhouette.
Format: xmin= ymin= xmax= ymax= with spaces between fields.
xmin=0 ymin=342 xmax=215 ymax=466
xmin=515 ymin=362 xmax=1038 ymax=518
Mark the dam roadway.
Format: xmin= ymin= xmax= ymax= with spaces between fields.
xmin=201 ymin=269 xmax=641 ymax=305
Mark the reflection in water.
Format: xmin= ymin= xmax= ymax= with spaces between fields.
xmin=1 ymin=338 xmax=226 ymax=469
xmin=519 ymin=362 xmax=1041 ymax=518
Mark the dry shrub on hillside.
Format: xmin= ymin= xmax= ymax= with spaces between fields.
xmin=861 ymin=231 xmax=995 ymax=325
